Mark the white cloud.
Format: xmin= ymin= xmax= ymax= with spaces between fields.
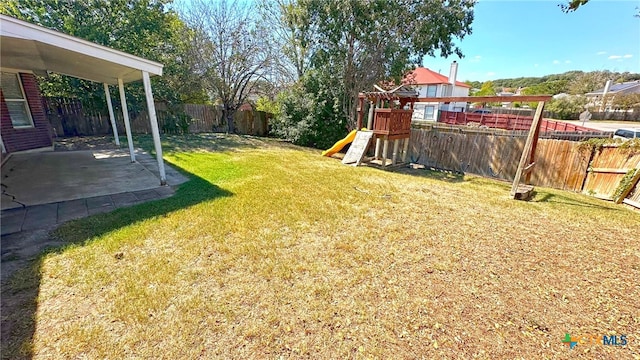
xmin=470 ymin=55 xmax=482 ymax=63
xmin=565 ymin=60 xmax=571 ymax=64
xmin=486 ymin=71 xmax=496 ymax=76
xmin=534 ymin=63 xmax=539 ymax=68
xmin=552 ymin=60 xmax=560 ymax=64
xmin=623 ymin=54 xmax=633 ymax=58
xmin=608 ymin=55 xmax=622 ymax=59
xmin=596 ymin=51 xmax=607 ymax=55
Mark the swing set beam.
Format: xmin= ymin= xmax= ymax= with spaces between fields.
xmin=510 ymin=101 xmax=547 ymax=200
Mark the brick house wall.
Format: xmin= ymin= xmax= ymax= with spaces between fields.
xmin=1 ymin=73 xmax=53 ymax=153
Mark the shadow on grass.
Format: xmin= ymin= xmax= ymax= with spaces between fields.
xmin=392 ymin=166 xmax=466 ymax=183
xmin=531 ymin=191 xmax=618 ymax=210
xmin=0 ymin=161 xmax=232 ymax=360
xmin=135 ymin=133 xmax=264 ymax=155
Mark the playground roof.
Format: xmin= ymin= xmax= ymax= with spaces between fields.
xmin=360 ymin=85 xmax=418 ymax=100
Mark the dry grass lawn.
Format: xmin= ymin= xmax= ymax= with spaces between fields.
xmin=2 ymin=134 xmax=639 ymax=359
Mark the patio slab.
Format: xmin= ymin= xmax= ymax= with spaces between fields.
xmin=1 ymin=149 xmax=188 ymax=211
xmin=1 ymin=146 xmax=189 ymax=282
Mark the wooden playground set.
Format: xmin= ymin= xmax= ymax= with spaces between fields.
xmin=321 ymin=85 xmax=553 ymax=200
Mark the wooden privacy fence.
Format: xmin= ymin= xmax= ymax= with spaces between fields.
xmin=43 ymin=98 xmax=269 ymax=137
xmin=409 ymin=125 xmax=640 ymax=205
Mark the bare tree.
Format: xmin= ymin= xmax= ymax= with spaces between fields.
xmin=257 ymin=0 xmax=313 ymax=83
xmin=180 ymin=0 xmax=273 ymax=133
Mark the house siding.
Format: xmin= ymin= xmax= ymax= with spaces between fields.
xmin=411 ymin=83 xmax=470 ymax=121
xmin=1 ymin=73 xmax=53 ymax=153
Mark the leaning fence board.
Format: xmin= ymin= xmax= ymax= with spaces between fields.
xmin=615 ymin=169 xmax=640 ymax=204
xmin=583 ymin=145 xmax=640 ymax=199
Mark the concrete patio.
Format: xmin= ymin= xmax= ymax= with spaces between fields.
xmin=1 ymin=148 xmax=188 ymax=236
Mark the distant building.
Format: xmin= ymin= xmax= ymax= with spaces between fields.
xmin=586 ymin=80 xmax=640 ymax=111
xmin=403 ymin=62 xmax=471 ymax=121
xmin=496 ymin=91 xmax=514 ymax=107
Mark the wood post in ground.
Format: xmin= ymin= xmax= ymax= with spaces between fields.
xmin=367 ymin=101 xmax=374 ymax=130
xmin=510 ymin=101 xmax=545 ymax=198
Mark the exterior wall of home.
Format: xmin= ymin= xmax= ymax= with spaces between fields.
xmin=411 ymin=84 xmax=469 ymax=120
xmin=1 ymin=72 xmax=53 ymax=153
xmin=619 ymin=84 xmax=640 ymax=95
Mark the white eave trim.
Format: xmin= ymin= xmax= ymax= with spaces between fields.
xmin=0 ymin=14 xmax=163 ymax=76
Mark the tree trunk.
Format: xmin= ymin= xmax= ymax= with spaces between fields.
xmin=224 ymin=106 xmax=235 ymax=134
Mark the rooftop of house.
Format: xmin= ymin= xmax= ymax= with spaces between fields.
xmin=587 ymin=80 xmax=640 ymax=95
xmin=403 ymin=67 xmax=471 ymax=88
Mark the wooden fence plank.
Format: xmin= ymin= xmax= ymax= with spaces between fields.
xmin=409 ymin=126 xmax=639 ymax=197
xmin=43 ymin=98 xmax=269 ymax=137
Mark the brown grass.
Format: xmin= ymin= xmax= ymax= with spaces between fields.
xmin=2 ymin=134 xmax=639 ymax=359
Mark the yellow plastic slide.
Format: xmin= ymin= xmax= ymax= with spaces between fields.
xmin=322 ymin=129 xmax=358 ymax=157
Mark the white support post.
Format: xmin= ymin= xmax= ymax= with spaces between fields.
xmin=142 ymin=71 xmax=166 ymax=185
xmin=103 ymin=83 xmax=120 ymax=146
xmin=367 ymin=101 xmax=375 ymax=130
xmin=381 ymin=138 xmax=389 ymax=167
xmin=402 ymin=137 xmax=410 ymax=163
xmin=118 ymin=78 xmax=136 ymax=162
xmin=374 ymin=138 xmax=381 ymax=160
xmin=392 ymin=139 xmax=400 ymax=165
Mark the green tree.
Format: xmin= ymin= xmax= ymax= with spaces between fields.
xmin=473 ymin=81 xmax=496 ymax=96
xmin=545 ymin=96 xmax=587 ymax=120
xmin=560 ymin=0 xmax=639 ymax=17
xmin=612 ymin=94 xmax=640 ymax=111
xmin=559 ymin=0 xmax=588 ymax=12
xmin=567 ymin=71 xmax=613 ymax=95
xmin=256 ymin=97 xmax=281 ymax=117
xmin=274 ymin=0 xmax=474 ymax=146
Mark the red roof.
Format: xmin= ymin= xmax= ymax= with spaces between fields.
xmin=403 ymin=67 xmax=471 ymax=88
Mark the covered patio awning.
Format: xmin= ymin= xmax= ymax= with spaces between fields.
xmin=0 ymin=14 xmax=167 ymax=184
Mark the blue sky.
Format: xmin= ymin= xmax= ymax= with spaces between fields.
xmin=424 ymin=0 xmax=640 ymax=82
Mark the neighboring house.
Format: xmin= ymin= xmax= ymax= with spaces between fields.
xmin=403 ymin=62 xmax=471 ymax=121
xmin=586 ymin=80 xmax=640 ymax=111
xmin=553 ymin=93 xmax=570 ymax=100
xmin=497 ymin=91 xmax=514 ymax=107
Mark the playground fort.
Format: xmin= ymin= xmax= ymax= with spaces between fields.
xmin=321 ymin=85 xmax=552 ymax=200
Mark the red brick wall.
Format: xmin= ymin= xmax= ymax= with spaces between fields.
xmin=1 ymin=73 xmax=53 ymax=153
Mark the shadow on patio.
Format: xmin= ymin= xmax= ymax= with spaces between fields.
xmin=0 ymin=160 xmax=233 ymax=359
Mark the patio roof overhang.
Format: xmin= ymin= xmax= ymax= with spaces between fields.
xmin=0 ymin=14 xmax=163 ymax=84
xmin=0 ymin=15 xmax=167 ymax=184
